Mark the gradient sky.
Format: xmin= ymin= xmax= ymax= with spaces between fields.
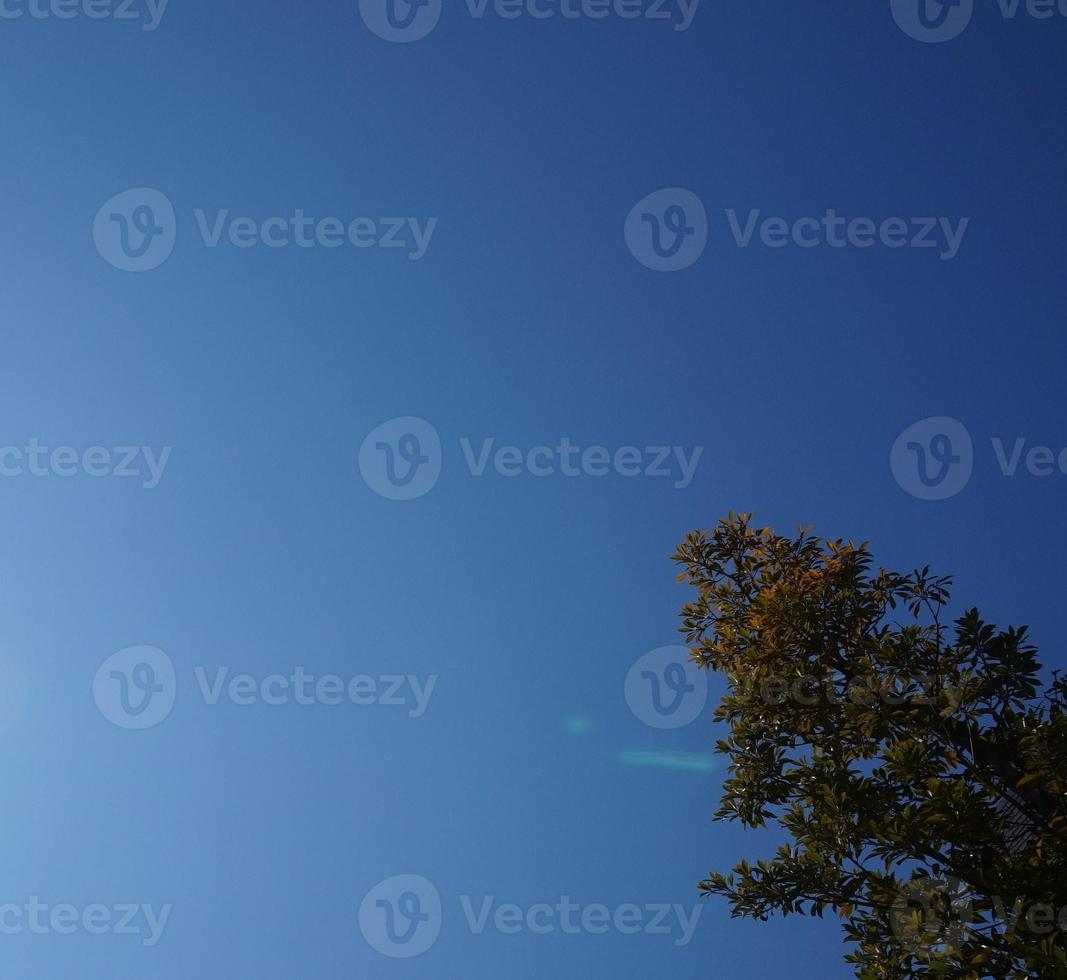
xmin=2 ymin=1 xmax=1067 ymax=977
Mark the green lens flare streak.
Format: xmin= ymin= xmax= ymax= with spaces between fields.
xmin=618 ymin=750 xmax=714 ymax=772
xmin=563 ymin=715 xmax=595 ymax=734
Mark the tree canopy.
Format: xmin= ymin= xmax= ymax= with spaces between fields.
xmin=672 ymin=514 xmax=1067 ymax=978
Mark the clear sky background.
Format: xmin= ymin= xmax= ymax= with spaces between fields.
xmin=2 ymin=1 xmax=1066 ymax=977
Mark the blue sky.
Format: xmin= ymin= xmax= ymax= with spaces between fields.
xmin=2 ymin=1 xmax=1066 ymax=977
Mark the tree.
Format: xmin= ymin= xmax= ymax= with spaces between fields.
xmin=671 ymin=514 xmax=1067 ymax=978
